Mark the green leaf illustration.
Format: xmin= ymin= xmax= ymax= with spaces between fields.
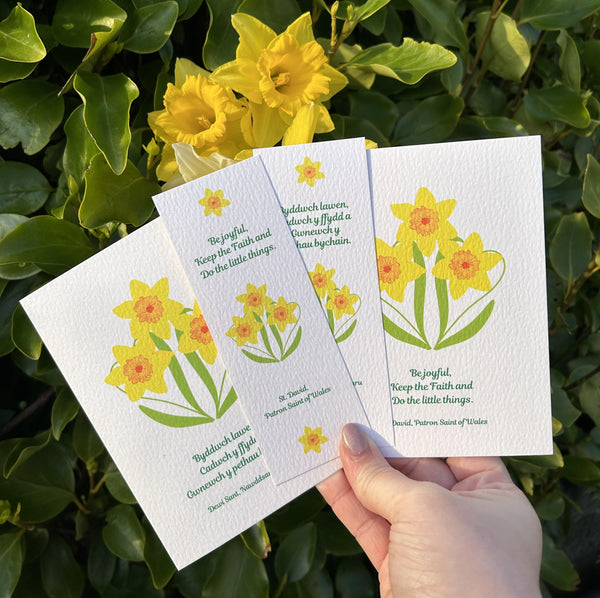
xmin=382 ymin=314 xmax=430 ymax=349
xmin=336 ymin=318 xmax=357 ymax=344
xmin=282 ymin=325 xmax=302 ymax=360
xmin=138 ymin=405 xmax=214 ymax=427
xmin=241 ymin=349 xmax=279 ymax=364
xmin=217 ymin=385 xmax=238 ymax=419
xmin=435 ymin=301 xmax=495 ymax=350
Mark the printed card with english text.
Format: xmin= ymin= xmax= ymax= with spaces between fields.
xmin=21 ymin=218 xmax=343 ymax=570
xmin=255 ymin=139 xmax=395 ymax=453
xmin=368 ymin=136 xmax=552 ymax=456
xmin=153 ymin=157 xmax=369 ymax=483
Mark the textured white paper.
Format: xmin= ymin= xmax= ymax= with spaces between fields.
xmin=153 ymin=157 xmax=368 ymax=483
xmin=369 ymin=136 xmax=552 ymax=456
xmin=21 ymin=219 xmax=341 ymax=570
xmin=255 ymin=139 xmax=394 ymax=452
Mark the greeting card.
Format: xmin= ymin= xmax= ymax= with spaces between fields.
xmin=368 ymin=136 xmax=552 ymax=456
xmin=153 ymin=157 xmax=369 ymax=483
xmin=20 ymin=219 xmax=344 ymax=569
xmin=255 ymin=138 xmax=394 ymax=452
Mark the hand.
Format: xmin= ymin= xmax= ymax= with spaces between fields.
xmin=318 ymin=424 xmax=542 ymax=598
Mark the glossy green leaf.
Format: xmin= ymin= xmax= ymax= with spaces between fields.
xmin=0 ymin=531 xmax=23 ymax=597
xmin=0 ymin=441 xmax=74 ymax=523
xmin=0 ymin=214 xmax=41 ymax=280
xmin=347 ymin=39 xmax=456 ymax=84
xmin=549 ymin=213 xmax=593 ymax=281
xmin=0 ymin=5 xmax=45 ymax=63
xmin=524 ymin=86 xmax=590 ymax=129
xmin=407 ymin=0 xmax=469 ymax=52
xmin=103 ymin=504 xmax=146 ymax=561
xmin=541 ymin=533 xmax=579 ymax=590
xmin=349 ymin=91 xmax=398 ymax=137
xmin=464 ymin=116 xmax=527 ymax=137
xmin=335 ymin=556 xmax=376 ymax=598
xmin=238 ymin=0 xmax=302 ymax=33
xmin=579 ymin=380 xmax=600 ymax=427
xmin=0 ymin=161 xmax=51 ymax=216
xmin=275 ymin=522 xmax=316 ymax=583
xmin=63 ymin=105 xmax=98 ymax=187
xmin=0 ymin=80 xmax=64 ymax=155
xmin=51 ymin=386 xmax=80 ymax=441
xmin=583 ymin=154 xmax=600 ymax=218
xmin=203 ymin=0 xmax=241 ymax=71
xmin=240 ymin=521 xmax=271 ymax=559
xmin=87 ymin=533 xmax=116 ymax=594
xmin=11 ymin=303 xmax=41 ymax=359
xmin=583 ymin=40 xmax=600 ymax=80
xmin=328 ymin=114 xmax=389 ymax=147
xmin=73 ymin=411 xmax=104 ymax=462
xmin=41 ymin=535 xmax=84 ymax=598
xmin=282 ymin=568 xmax=333 ymax=598
xmin=120 ymin=1 xmax=179 ymax=54
xmin=551 ymin=387 xmax=580 ymax=428
xmin=0 ymin=277 xmax=41 ymax=355
xmin=535 ymin=493 xmax=565 ymax=521
xmin=105 ymin=467 xmax=137 ymax=504
xmin=476 ymin=11 xmax=530 ymax=82
xmin=393 ymin=94 xmax=463 ymax=145
xmin=557 ymin=30 xmax=580 ymax=92
xmin=0 ymin=215 xmax=94 ymax=276
xmin=359 ymin=4 xmax=387 ymax=35
xmin=142 ymin=518 xmax=175 ymax=589
xmin=563 ymin=455 xmax=600 ymax=485
xmin=0 ymin=59 xmax=36 ymax=83
xmin=315 ymin=511 xmax=361 ymax=556
xmin=79 ymin=154 xmax=159 ymax=229
xmin=520 ymin=0 xmax=600 ymax=30
xmin=52 ymin=0 xmax=127 ymax=48
xmin=3 ymin=429 xmax=52 ymax=479
xmin=174 ymin=554 xmax=216 ymax=597
xmin=203 ymin=537 xmax=268 ymax=598
xmin=74 ymin=72 xmax=139 ymax=175
xmin=180 ymin=0 xmax=204 ymax=19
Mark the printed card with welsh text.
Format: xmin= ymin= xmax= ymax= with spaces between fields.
xmin=154 ymin=157 xmax=369 ymax=483
xmin=20 ymin=219 xmax=343 ymax=570
xmin=255 ymin=139 xmax=394 ymax=452
xmin=369 ymin=136 xmax=552 ymax=456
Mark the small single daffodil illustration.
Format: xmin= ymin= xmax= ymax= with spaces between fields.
xmin=295 ymin=157 xmax=325 ymax=186
xmin=199 ymin=188 xmax=230 ymax=216
xmin=309 ymin=263 xmax=336 ymax=299
xmin=298 ymin=426 xmax=329 ymax=453
xmin=226 ymin=314 xmax=264 ymax=346
xmin=236 ymin=283 xmax=273 ymax=316
xmin=266 ymin=296 xmax=298 ymax=332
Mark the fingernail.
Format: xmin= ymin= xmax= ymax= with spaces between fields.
xmin=342 ymin=423 xmax=368 ymax=456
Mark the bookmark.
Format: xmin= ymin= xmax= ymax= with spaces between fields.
xmin=154 ymin=156 xmax=369 ymax=482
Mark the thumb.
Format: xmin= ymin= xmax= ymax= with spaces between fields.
xmin=340 ymin=423 xmax=414 ymax=521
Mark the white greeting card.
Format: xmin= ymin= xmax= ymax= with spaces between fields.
xmin=254 ymin=139 xmax=394 ymax=452
xmin=153 ymin=157 xmax=369 ymax=483
xmin=369 ymin=136 xmax=552 ymax=456
xmin=21 ymin=219 xmax=342 ymax=570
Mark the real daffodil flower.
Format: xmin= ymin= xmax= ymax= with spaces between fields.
xmin=148 ymin=58 xmax=252 ymax=181
xmin=212 ymin=13 xmax=347 ymax=147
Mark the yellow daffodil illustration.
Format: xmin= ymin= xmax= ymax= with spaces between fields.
xmin=375 ymin=239 xmax=426 ymax=303
xmin=105 ymin=337 xmax=173 ymax=402
xmin=432 ymin=233 xmax=502 ymax=300
xmin=391 ymin=187 xmax=457 ymax=257
xmin=267 ymin=296 xmax=298 ymax=332
xmin=112 ymin=278 xmax=184 ymax=340
xmin=326 ymin=285 xmax=359 ymax=320
xmin=295 ymin=157 xmax=325 ymax=186
xmin=171 ymin=301 xmax=217 ymax=364
xmin=309 ymin=263 xmax=336 ymax=299
xmin=199 ymin=188 xmax=230 ymax=216
xmin=148 ymin=65 xmax=251 ymax=181
xmin=298 ymin=426 xmax=329 ymax=454
xmin=236 ymin=283 xmax=273 ymax=316
xmin=226 ymin=314 xmax=264 ymax=346
xmin=211 ymin=13 xmax=347 ymax=147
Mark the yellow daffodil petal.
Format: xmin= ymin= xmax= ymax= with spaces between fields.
xmin=211 ymin=59 xmax=263 ymax=104
xmin=436 ymin=198 xmax=457 ymax=220
xmin=283 ymin=102 xmax=321 ymax=145
xmin=320 ymin=63 xmax=348 ymax=101
xmin=172 ymin=144 xmax=235 ymax=182
xmin=231 ymin=13 xmax=276 ymax=61
xmin=175 ymin=57 xmax=211 ymax=86
xmin=415 ymin=186 xmax=436 ymax=209
xmin=249 ymin=102 xmax=289 ymax=147
xmin=315 ymin=103 xmax=335 ymax=133
xmin=285 ymin=12 xmax=315 ymax=45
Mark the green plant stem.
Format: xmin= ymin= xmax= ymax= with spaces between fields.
xmin=381 ymin=298 xmax=428 ymax=342
xmin=511 ymin=0 xmax=525 ymax=19
xmin=217 ymin=371 xmax=226 ymax=408
xmin=564 ymin=364 xmax=600 ymax=391
xmin=437 ymin=253 xmax=506 ymax=343
xmin=0 ymin=387 xmax=55 ymax=439
xmin=72 ymin=495 xmax=92 ymax=515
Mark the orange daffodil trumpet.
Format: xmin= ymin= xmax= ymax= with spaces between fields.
xmin=212 ymin=13 xmax=347 ymax=148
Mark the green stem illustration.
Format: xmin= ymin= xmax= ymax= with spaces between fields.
xmin=381 ymin=297 xmax=429 ymax=344
xmin=280 ymin=305 xmax=302 ymax=358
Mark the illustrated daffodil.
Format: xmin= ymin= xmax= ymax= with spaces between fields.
xmin=171 ymin=301 xmax=217 ymax=364
xmin=226 ymin=314 xmax=264 ymax=346
xmin=391 ymin=187 xmax=457 ymax=257
xmin=148 ymin=59 xmax=252 ymax=181
xmin=309 ymin=263 xmax=336 ymax=299
xmin=326 ymin=285 xmax=359 ymax=320
xmin=432 ymin=233 xmax=503 ymax=300
xmin=375 ymin=239 xmax=426 ymax=303
xmin=266 ymin=296 xmax=298 ymax=332
xmin=295 ymin=157 xmax=325 ymax=186
xmin=211 ymin=13 xmax=347 ymax=147
xmin=113 ymin=278 xmax=184 ymax=340
xmin=298 ymin=426 xmax=329 ymax=454
xmin=236 ymin=283 xmax=273 ymax=316
xmin=105 ymin=337 xmax=173 ymax=402
xmin=199 ymin=188 xmax=230 ymax=216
